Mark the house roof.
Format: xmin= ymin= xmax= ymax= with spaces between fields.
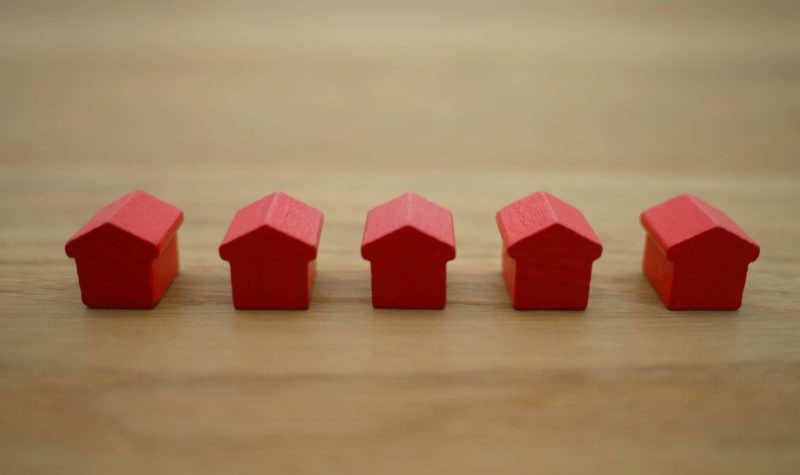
xmin=65 ymin=190 xmax=183 ymax=259
xmin=361 ymin=192 xmax=455 ymax=261
xmin=219 ymin=192 xmax=323 ymax=261
xmin=496 ymin=192 xmax=602 ymax=259
xmin=640 ymin=193 xmax=759 ymax=261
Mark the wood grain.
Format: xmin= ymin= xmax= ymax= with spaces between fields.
xmin=1 ymin=1 xmax=799 ymax=474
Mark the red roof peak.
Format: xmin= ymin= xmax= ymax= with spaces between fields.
xmin=219 ymin=192 xmax=323 ymax=261
xmin=496 ymin=192 xmax=602 ymax=259
xmin=640 ymin=193 xmax=759 ymax=261
xmin=65 ymin=190 xmax=183 ymax=258
xmin=361 ymin=192 xmax=455 ymax=261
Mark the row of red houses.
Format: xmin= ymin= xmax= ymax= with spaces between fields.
xmin=65 ymin=191 xmax=760 ymax=311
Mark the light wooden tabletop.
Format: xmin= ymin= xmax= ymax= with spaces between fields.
xmin=2 ymin=1 xmax=799 ymax=473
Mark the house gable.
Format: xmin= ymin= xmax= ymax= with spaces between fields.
xmin=641 ymin=194 xmax=759 ymax=262
xmin=65 ymin=190 xmax=183 ymax=260
xmin=497 ymin=192 xmax=601 ymax=260
xmin=668 ymin=226 xmax=760 ymax=263
xmin=219 ymin=193 xmax=323 ymax=262
xmin=507 ymin=223 xmax=602 ymax=260
xmin=361 ymin=224 xmax=456 ymax=262
xmin=361 ymin=193 xmax=455 ymax=263
xmin=362 ymin=193 xmax=454 ymax=248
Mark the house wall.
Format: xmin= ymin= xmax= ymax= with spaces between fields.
xmin=73 ymin=238 xmax=154 ymax=308
xmin=370 ymin=260 xmax=448 ymax=309
xmin=150 ymin=234 xmax=180 ymax=305
xmin=670 ymin=258 xmax=750 ymax=310
xmin=228 ymin=257 xmax=312 ymax=309
xmin=642 ymin=236 xmax=675 ymax=307
xmin=501 ymin=247 xmax=517 ymax=304
xmin=511 ymin=253 xmax=595 ymax=310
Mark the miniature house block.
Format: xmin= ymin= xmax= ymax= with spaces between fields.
xmin=640 ymin=194 xmax=760 ymax=310
xmin=219 ymin=192 xmax=323 ymax=310
xmin=496 ymin=192 xmax=603 ymax=310
xmin=361 ymin=192 xmax=456 ymax=309
xmin=65 ymin=190 xmax=184 ymax=309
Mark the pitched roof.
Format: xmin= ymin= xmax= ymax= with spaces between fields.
xmin=65 ymin=190 xmax=183 ymax=258
xmin=496 ymin=192 xmax=602 ymax=259
xmin=640 ymin=193 xmax=759 ymax=261
xmin=361 ymin=192 xmax=455 ymax=261
xmin=219 ymin=192 xmax=323 ymax=261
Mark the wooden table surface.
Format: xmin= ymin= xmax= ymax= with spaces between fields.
xmin=2 ymin=1 xmax=799 ymax=473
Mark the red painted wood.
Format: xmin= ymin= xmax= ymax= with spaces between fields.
xmin=496 ymin=192 xmax=602 ymax=310
xmin=219 ymin=192 xmax=323 ymax=310
xmin=65 ymin=190 xmax=184 ymax=309
xmin=361 ymin=192 xmax=456 ymax=309
xmin=640 ymin=193 xmax=760 ymax=310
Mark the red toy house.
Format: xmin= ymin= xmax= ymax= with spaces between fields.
xmin=219 ymin=192 xmax=323 ymax=310
xmin=361 ymin=192 xmax=456 ymax=309
xmin=640 ymin=193 xmax=760 ymax=310
xmin=65 ymin=190 xmax=184 ymax=309
xmin=496 ymin=192 xmax=603 ymax=310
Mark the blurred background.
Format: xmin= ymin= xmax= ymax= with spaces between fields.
xmin=2 ymin=1 xmax=799 ymax=473
xmin=2 ymin=0 xmax=799 ymax=174
xmin=2 ymin=0 xmax=798 ymax=288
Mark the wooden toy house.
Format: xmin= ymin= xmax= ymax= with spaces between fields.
xmin=65 ymin=190 xmax=184 ymax=309
xmin=219 ymin=192 xmax=323 ymax=309
xmin=361 ymin=192 xmax=456 ymax=309
xmin=640 ymin=194 xmax=760 ymax=310
xmin=496 ymin=192 xmax=602 ymax=310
